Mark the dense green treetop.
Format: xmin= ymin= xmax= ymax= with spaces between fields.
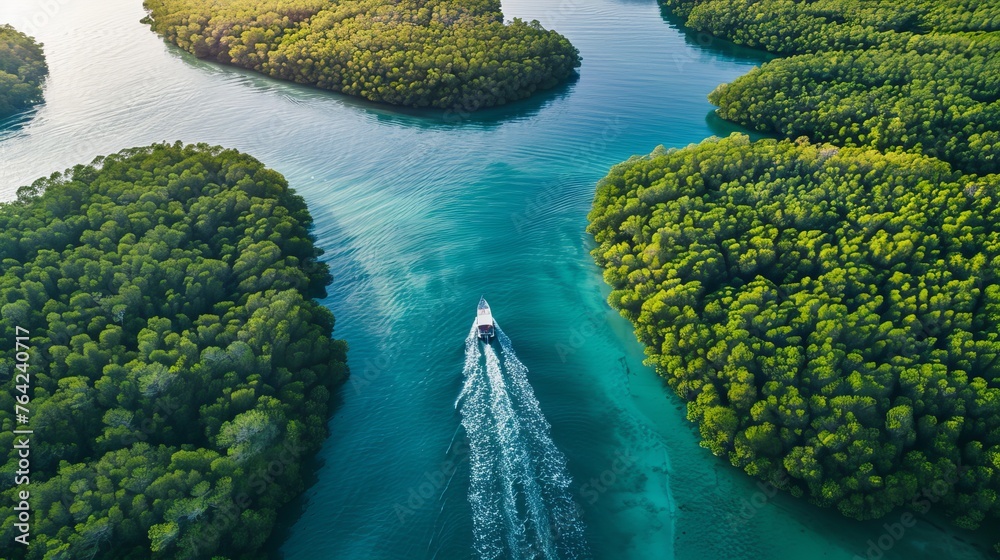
xmin=589 ymin=134 xmax=1000 ymax=527
xmin=0 ymin=24 xmax=48 ymax=119
xmin=142 ymin=0 xmax=581 ymax=111
xmin=0 ymin=143 xmax=347 ymax=559
xmin=709 ymin=34 xmax=1000 ymax=174
xmin=661 ymin=0 xmax=1000 ymax=55
xmin=661 ymin=0 xmax=1000 ymax=174
xmin=588 ymin=0 xmax=1000 ymax=542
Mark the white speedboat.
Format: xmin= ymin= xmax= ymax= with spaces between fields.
xmin=475 ymin=297 xmax=495 ymax=341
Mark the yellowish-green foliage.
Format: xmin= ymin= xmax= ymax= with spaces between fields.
xmin=589 ymin=134 xmax=1000 ymax=526
xmin=0 ymin=25 xmax=47 ymax=118
xmin=662 ymin=0 xmax=1000 ymax=174
xmin=662 ymin=0 xmax=1000 ymax=54
xmin=0 ymin=143 xmax=347 ymax=559
xmin=143 ymin=0 xmax=580 ymax=110
xmin=709 ymin=34 xmax=1000 ymax=174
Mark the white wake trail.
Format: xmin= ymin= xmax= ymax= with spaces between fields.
xmin=496 ymin=326 xmax=589 ymax=560
xmin=459 ymin=326 xmax=505 ymax=559
xmin=457 ymin=322 xmax=590 ymax=560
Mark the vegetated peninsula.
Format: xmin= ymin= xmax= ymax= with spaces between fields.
xmin=588 ymin=0 xmax=1000 ymax=546
xmin=588 ymin=134 xmax=1000 ymax=532
xmin=142 ymin=0 xmax=581 ymax=111
xmin=0 ymin=143 xmax=347 ymax=559
xmin=0 ymin=24 xmax=48 ymax=119
xmin=664 ymin=0 xmax=1000 ymax=174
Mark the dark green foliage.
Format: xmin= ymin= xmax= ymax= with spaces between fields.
xmin=0 ymin=25 xmax=48 ymax=119
xmin=662 ymin=0 xmax=1000 ymax=174
xmin=0 ymin=143 xmax=348 ymax=559
xmin=588 ymin=134 xmax=1000 ymax=526
xmin=142 ymin=0 xmax=580 ymax=111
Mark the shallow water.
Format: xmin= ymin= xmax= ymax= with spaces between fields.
xmin=0 ymin=0 xmax=992 ymax=559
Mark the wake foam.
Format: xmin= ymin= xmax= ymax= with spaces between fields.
xmin=458 ymin=323 xmax=589 ymax=559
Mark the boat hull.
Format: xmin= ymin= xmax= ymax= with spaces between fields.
xmin=476 ymin=297 xmax=495 ymax=341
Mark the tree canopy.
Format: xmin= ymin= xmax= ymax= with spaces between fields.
xmin=588 ymin=133 xmax=1000 ymax=528
xmin=0 ymin=25 xmax=48 ymax=119
xmin=0 ymin=143 xmax=348 ymax=559
xmin=662 ymin=0 xmax=1000 ymax=55
xmin=588 ymin=0 xmax=1000 ymax=546
xmin=662 ymin=0 xmax=1000 ymax=174
xmin=142 ymin=0 xmax=581 ymax=111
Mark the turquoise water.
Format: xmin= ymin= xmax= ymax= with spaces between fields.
xmin=0 ymin=0 xmax=993 ymax=559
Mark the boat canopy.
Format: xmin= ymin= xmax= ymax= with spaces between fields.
xmin=477 ymin=298 xmax=494 ymax=327
xmin=475 ymin=297 xmax=495 ymax=340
